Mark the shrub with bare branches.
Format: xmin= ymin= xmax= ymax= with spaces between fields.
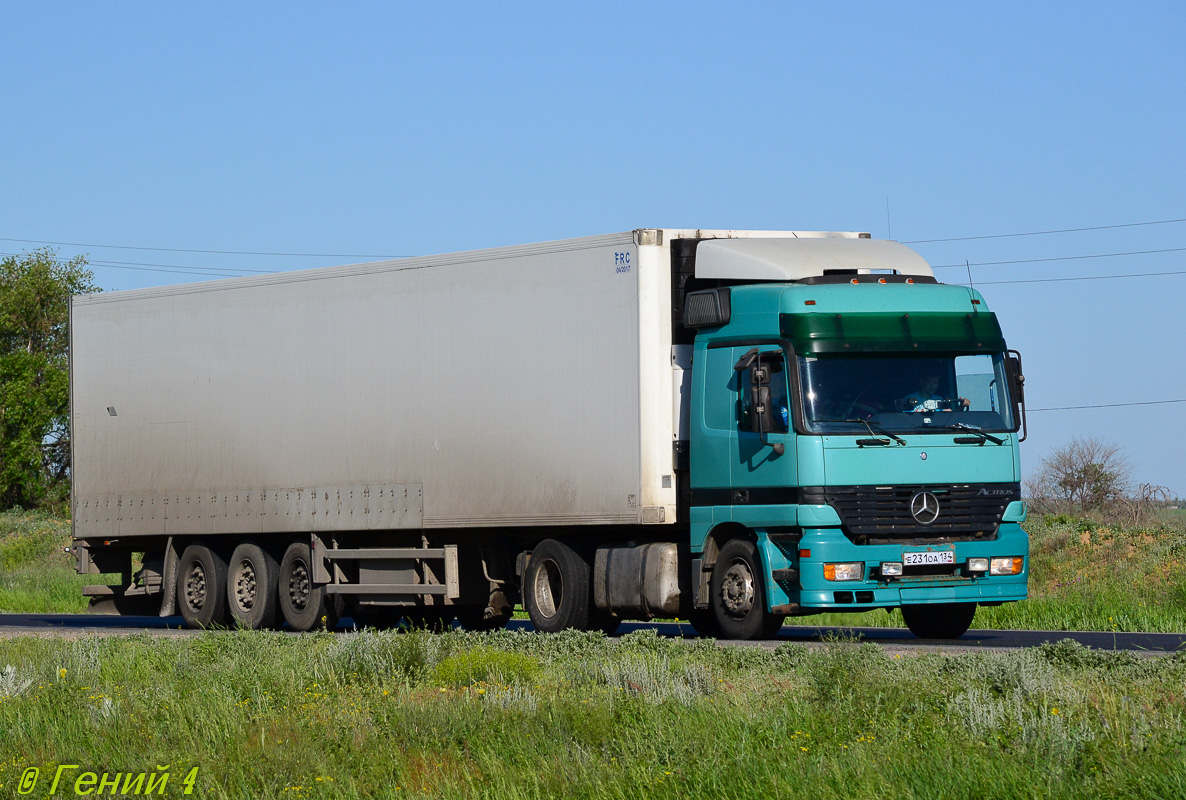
xmin=1026 ymin=437 xmax=1171 ymax=524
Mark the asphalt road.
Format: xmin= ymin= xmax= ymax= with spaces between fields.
xmin=0 ymin=613 xmax=1182 ymax=654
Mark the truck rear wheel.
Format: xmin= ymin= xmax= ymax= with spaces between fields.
xmin=278 ymin=541 xmax=341 ymax=632
xmin=524 ymin=539 xmax=591 ymax=633
xmin=710 ymin=539 xmax=785 ymax=640
xmin=901 ymin=602 xmax=976 ymax=639
xmin=227 ymin=543 xmax=280 ymax=630
xmin=177 ymin=543 xmax=229 ymax=629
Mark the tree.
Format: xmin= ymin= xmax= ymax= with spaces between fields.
xmin=1026 ymin=436 xmax=1170 ymax=524
xmin=0 ymin=248 xmax=98 ymax=509
xmin=1027 ymin=437 xmax=1129 ymax=515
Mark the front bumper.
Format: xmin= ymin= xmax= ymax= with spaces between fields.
xmin=763 ymin=522 xmax=1029 ymax=610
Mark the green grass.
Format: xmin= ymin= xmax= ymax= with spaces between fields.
xmin=0 ymin=510 xmax=94 ymax=613
xmin=0 ymin=630 xmax=1182 ymax=799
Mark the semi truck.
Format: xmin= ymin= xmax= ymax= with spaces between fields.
xmin=69 ymin=228 xmax=1029 ymax=639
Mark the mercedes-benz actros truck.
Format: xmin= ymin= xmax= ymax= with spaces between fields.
xmin=70 ymin=229 xmax=1028 ymax=639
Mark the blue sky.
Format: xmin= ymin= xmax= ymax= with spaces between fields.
xmin=3 ymin=2 xmax=1184 ymax=494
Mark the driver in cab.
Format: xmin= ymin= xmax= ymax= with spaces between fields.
xmin=901 ymin=370 xmax=969 ymax=413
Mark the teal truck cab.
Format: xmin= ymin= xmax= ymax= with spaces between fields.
xmin=679 ymin=237 xmax=1028 ymax=640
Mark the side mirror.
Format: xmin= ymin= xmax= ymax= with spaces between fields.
xmin=750 ymin=385 xmax=775 ymax=434
xmin=1005 ymin=349 xmax=1027 ymax=442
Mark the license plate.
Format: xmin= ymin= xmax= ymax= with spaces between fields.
xmin=903 ymin=551 xmax=954 ymax=566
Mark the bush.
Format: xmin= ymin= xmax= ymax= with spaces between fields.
xmin=432 ymin=646 xmax=540 ymax=687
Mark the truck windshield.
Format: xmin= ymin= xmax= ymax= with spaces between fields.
xmin=797 ymin=352 xmax=1015 ymax=434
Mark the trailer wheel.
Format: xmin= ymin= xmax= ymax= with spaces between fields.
xmin=901 ymin=602 xmax=976 ymax=639
xmin=710 ymin=539 xmax=785 ymax=640
xmin=227 ymin=543 xmax=280 ymax=630
xmin=176 ymin=544 xmax=229 ymax=629
xmin=278 ymin=541 xmax=341 ymax=632
xmin=524 ymin=539 xmax=591 ymax=633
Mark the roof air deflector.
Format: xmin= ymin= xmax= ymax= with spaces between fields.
xmin=694 ymin=238 xmax=934 ymax=282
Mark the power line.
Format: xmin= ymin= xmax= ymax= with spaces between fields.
xmin=905 ymin=216 xmax=1186 ymax=244
xmin=977 ymin=269 xmax=1186 ymax=286
xmin=1029 ymin=399 xmax=1186 ymax=412
xmin=89 ymin=258 xmax=276 ymax=275
xmin=6 ymin=213 xmax=1185 ymax=259
xmin=932 ymin=246 xmax=1186 ymax=269
xmin=89 ymin=263 xmax=256 ymax=278
xmin=0 ymin=236 xmax=398 ymax=260
xmin=0 ymin=252 xmax=260 ymax=279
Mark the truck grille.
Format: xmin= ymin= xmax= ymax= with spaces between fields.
xmin=802 ymin=483 xmax=1019 ymax=544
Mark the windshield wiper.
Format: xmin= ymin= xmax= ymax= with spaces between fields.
xmin=845 ymin=418 xmax=907 ymax=446
xmin=943 ymin=422 xmax=1004 ymax=445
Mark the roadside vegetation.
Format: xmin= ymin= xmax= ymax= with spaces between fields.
xmin=0 ymin=629 xmax=1182 ymax=799
xmin=0 ymin=510 xmax=94 ymax=614
xmin=0 ymin=250 xmax=99 ymax=512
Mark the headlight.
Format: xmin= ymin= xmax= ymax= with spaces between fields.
xmin=824 ymin=562 xmax=864 ymax=581
xmin=967 ymin=557 xmax=990 ymax=573
xmin=880 ymin=561 xmax=903 ymax=577
xmin=990 ymin=556 xmax=1023 ymax=575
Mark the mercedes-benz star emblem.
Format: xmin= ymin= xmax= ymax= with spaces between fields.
xmin=910 ymin=491 xmax=940 ymax=525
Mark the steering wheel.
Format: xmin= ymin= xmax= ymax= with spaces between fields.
xmin=844 ymin=379 xmax=911 ymax=419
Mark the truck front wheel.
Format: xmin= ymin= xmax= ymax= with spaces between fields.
xmin=278 ymin=541 xmax=341 ymax=632
xmin=710 ymin=539 xmax=784 ymax=640
xmin=523 ymin=539 xmax=591 ymax=633
xmin=901 ymin=602 xmax=976 ymax=639
xmin=177 ymin=543 xmax=229 ymax=629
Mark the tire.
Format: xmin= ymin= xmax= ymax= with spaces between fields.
xmin=455 ymin=606 xmax=512 ymax=632
xmin=523 ymin=539 xmax=592 ymax=633
xmin=226 ymin=543 xmax=280 ymax=630
xmin=278 ymin=541 xmax=341 ymax=632
xmin=901 ymin=602 xmax=976 ymax=639
xmin=710 ymin=539 xmax=785 ymax=640
xmin=176 ymin=543 xmax=229 ymax=629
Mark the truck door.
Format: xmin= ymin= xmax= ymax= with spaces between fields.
xmin=692 ymin=345 xmax=738 ymax=494
xmin=731 ymin=345 xmax=797 ymax=499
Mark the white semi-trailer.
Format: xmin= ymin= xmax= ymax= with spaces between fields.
xmin=71 ymin=229 xmax=1029 ymax=639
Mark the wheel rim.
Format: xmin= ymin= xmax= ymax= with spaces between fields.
xmin=184 ymin=562 xmax=208 ymax=613
xmin=233 ymin=559 xmax=258 ymax=613
xmin=720 ymin=558 xmax=755 ymax=619
xmin=532 ymin=558 xmax=563 ymax=619
xmin=287 ymin=558 xmax=311 ymax=612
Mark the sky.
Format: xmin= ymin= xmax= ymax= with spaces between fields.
xmin=3 ymin=2 xmax=1184 ymax=495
